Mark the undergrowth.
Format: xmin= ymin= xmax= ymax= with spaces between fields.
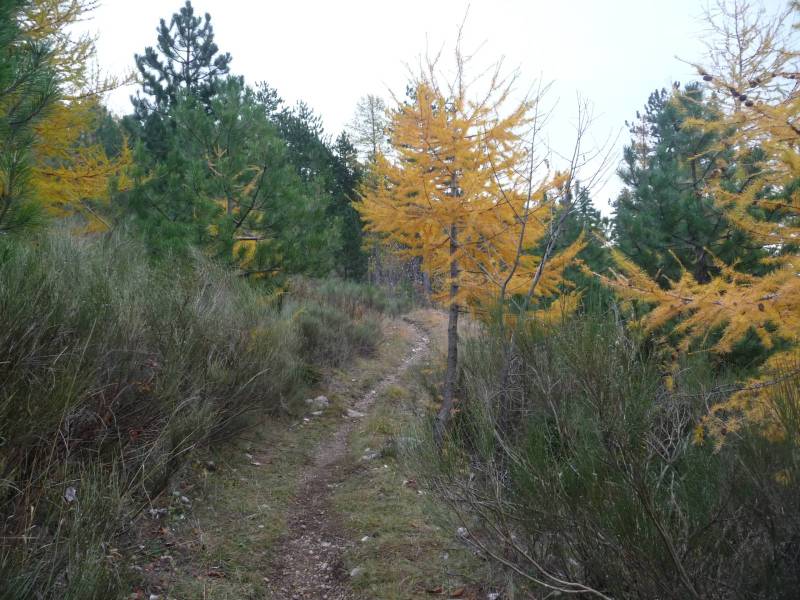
xmin=0 ymin=230 xmax=387 ymax=599
xmin=408 ymin=311 xmax=800 ymax=599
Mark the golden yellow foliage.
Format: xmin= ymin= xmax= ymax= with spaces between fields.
xmin=233 ymin=238 xmax=258 ymax=268
xmin=357 ymin=63 xmax=580 ymax=319
xmin=31 ymin=100 xmax=132 ymax=224
xmin=21 ymin=0 xmax=132 ymax=229
xmin=357 ymin=48 xmax=586 ymax=437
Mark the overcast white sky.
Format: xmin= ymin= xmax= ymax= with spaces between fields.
xmin=82 ymin=0 xmax=787 ymax=211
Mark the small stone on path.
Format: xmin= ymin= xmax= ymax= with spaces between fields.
xmin=305 ymin=395 xmax=330 ymax=410
xmin=350 ymin=566 xmax=365 ymax=578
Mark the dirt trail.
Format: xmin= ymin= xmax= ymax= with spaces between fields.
xmin=267 ymin=318 xmax=429 ymax=599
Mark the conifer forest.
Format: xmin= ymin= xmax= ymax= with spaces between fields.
xmin=1 ymin=1 xmax=799 ymax=598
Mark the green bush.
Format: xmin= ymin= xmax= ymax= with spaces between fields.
xmin=0 ymin=230 xmax=384 ymax=599
xmin=291 ymin=300 xmax=381 ymax=369
xmin=288 ymin=275 xmax=413 ymax=318
xmin=409 ymin=312 xmax=800 ymax=599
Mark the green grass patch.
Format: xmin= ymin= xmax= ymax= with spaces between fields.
xmin=333 ymin=351 xmax=489 ymax=599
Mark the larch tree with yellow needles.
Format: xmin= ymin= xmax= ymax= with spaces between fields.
xmin=357 ymin=51 xmax=585 ymax=441
xmin=19 ymin=0 xmax=131 ymax=231
xmin=605 ymin=0 xmax=800 ymax=443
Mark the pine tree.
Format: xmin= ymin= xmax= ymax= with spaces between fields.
xmin=613 ymin=84 xmax=763 ymax=286
xmin=195 ymin=80 xmax=339 ymax=276
xmin=273 ymin=101 xmax=330 ymax=183
xmin=0 ymin=0 xmax=58 ymax=232
xmin=331 ymin=132 xmax=367 ymax=279
xmin=606 ymin=0 xmax=800 ymax=441
xmin=128 ymin=76 xmax=342 ymax=276
xmin=131 ymin=0 xmax=231 ymax=121
xmin=274 ymin=102 xmax=367 ymax=278
xmin=555 ymin=181 xmax=612 ymax=305
xmin=124 ymin=1 xmax=233 ymax=253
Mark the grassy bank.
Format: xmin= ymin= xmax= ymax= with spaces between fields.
xmin=0 ymin=231 xmax=387 ymax=599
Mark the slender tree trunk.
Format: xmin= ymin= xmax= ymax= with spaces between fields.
xmin=422 ymin=271 xmax=433 ymax=301
xmin=435 ymin=223 xmax=459 ymax=445
xmin=370 ymin=98 xmax=378 ymax=162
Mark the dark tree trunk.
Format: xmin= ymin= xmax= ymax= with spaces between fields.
xmin=694 ymin=247 xmax=712 ymax=284
xmin=435 ymin=223 xmax=459 ymax=445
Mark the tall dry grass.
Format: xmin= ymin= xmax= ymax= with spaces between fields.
xmin=0 ymin=230 xmax=387 ymax=598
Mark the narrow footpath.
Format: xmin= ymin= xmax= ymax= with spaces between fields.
xmin=267 ymin=319 xmax=429 ymax=599
xmin=128 ymin=312 xmax=487 ymax=600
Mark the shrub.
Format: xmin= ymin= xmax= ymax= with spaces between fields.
xmin=409 ymin=312 xmax=800 ymax=599
xmin=291 ymin=300 xmax=381 ymax=369
xmin=288 ymin=275 xmax=413 ymax=318
xmin=0 ymin=230 xmax=385 ymax=599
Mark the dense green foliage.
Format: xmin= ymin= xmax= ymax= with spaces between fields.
xmin=127 ymin=77 xmax=339 ymax=274
xmin=131 ymin=0 xmax=231 ymax=121
xmin=613 ymin=85 xmax=764 ymax=285
xmin=0 ymin=0 xmax=57 ymax=232
xmin=552 ymin=181 xmax=613 ymax=306
xmin=120 ymin=2 xmax=366 ymax=280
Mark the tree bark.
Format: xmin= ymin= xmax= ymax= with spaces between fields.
xmin=435 ymin=223 xmax=459 ymax=445
xmin=422 ymin=271 xmax=433 ymax=300
xmin=693 ymin=246 xmax=712 ymax=284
